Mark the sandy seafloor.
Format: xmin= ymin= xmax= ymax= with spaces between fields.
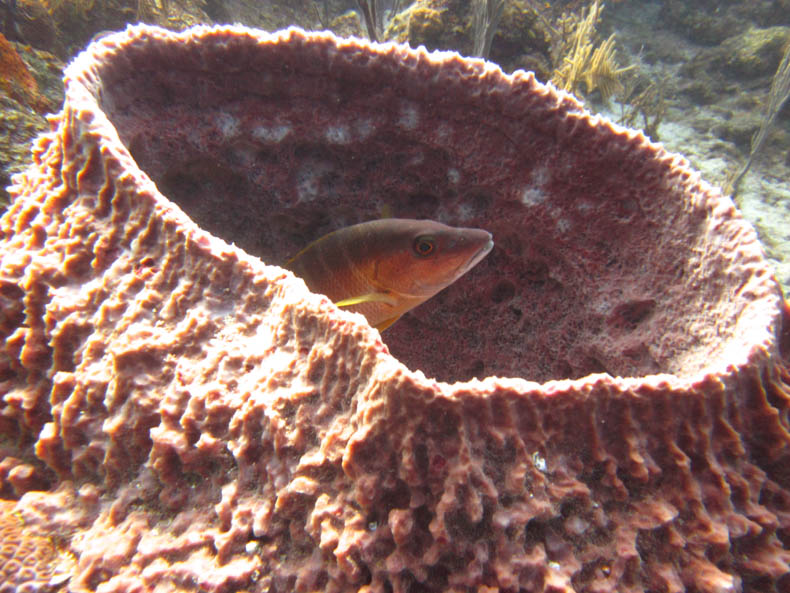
xmin=603 ymin=1 xmax=790 ymax=292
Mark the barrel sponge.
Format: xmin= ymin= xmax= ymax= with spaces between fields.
xmin=0 ymin=24 xmax=788 ymax=593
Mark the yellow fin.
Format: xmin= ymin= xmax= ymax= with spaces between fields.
xmin=335 ymin=292 xmax=397 ymax=307
xmin=375 ymin=315 xmax=401 ymax=331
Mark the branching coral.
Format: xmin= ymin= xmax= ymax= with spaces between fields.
xmin=550 ymin=0 xmax=631 ymax=100
xmin=355 ymin=0 xmax=405 ymax=42
xmin=618 ymin=73 xmax=667 ymax=140
xmin=471 ymin=0 xmax=505 ymax=59
xmin=726 ymin=40 xmax=790 ymax=200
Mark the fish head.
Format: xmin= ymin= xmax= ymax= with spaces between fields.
xmin=368 ymin=219 xmax=494 ymax=298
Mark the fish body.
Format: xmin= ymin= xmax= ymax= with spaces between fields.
xmin=286 ymin=218 xmax=493 ymax=330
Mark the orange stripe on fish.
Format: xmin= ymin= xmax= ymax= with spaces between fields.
xmin=285 ymin=218 xmax=493 ymax=331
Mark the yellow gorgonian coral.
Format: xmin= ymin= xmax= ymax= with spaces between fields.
xmin=550 ymin=0 xmax=631 ymax=100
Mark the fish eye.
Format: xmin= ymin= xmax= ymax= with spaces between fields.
xmin=413 ymin=236 xmax=436 ymax=257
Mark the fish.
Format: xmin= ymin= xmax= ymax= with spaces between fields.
xmin=285 ymin=218 xmax=494 ymax=331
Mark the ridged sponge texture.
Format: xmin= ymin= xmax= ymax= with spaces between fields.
xmin=0 ymin=24 xmax=788 ymax=593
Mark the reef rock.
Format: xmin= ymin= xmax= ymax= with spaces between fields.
xmin=0 ymin=24 xmax=789 ymax=593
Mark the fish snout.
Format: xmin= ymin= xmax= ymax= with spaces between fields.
xmin=474 ymin=232 xmax=494 ymax=259
xmin=466 ymin=228 xmax=494 ymax=256
xmin=454 ymin=228 xmax=493 ymax=276
xmin=450 ymin=228 xmax=492 ymax=250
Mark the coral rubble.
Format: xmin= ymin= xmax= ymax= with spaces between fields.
xmin=0 ymin=25 xmax=789 ymax=593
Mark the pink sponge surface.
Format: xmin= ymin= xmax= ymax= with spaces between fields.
xmin=0 ymin=24 xmax=788 ymax=593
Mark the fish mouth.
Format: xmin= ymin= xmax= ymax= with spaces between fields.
xmin=455 ymin=234 xmax=493 ymax=277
